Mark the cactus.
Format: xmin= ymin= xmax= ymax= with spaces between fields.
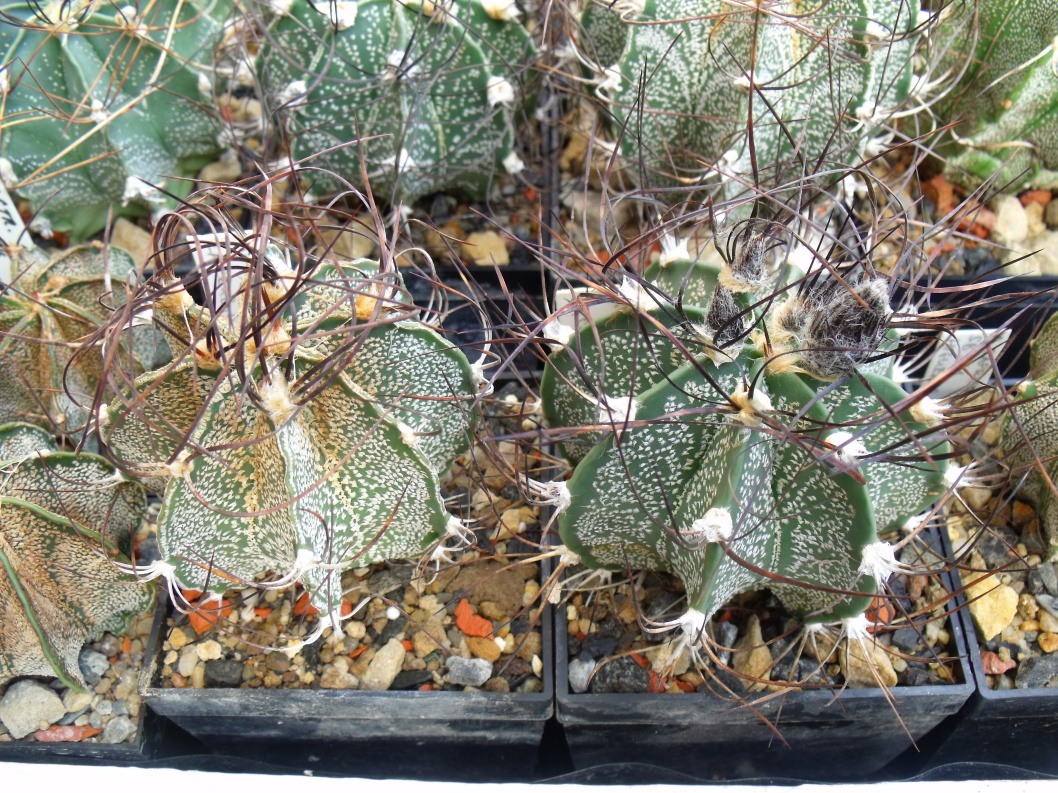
xmin=1004 ymin=310 xmax=1058 ymax=558
xmin=0 ymin=0 xmax=230 ymax=240
xmin=0 ymin=421 xmax=152 ymax=689
xmin=100 ymin=245 xmax=483 ymax=635
xmin=0 ymin=243 xmax=163 ymax=437
xmin=577 ymin=0 xmax=924 ymax=192
xmin=932 ymin=0 xmax=1058 ymax=190
xmin=259 ymin=0 xmax=534 ymax=205
xmin=539 ymin=226 xmax=951 ymax=636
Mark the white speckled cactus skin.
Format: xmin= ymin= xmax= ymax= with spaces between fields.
xmin=934 ymin=0 xmax=1058 ymax=189
xmin=541 ymin=243 xmax=950 ymax=626
xmin=101 ymin=256 xmax=481 ymax=623
xmin=0 ymin=0 xmax=229 ymax=240
xmin=578 ymin=0 xmax=922 ymax=193
xmin=260 ymin=0 xmax=534 ymax=205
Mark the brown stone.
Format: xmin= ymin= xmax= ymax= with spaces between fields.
xmin=467 ymin=636 xmax=502 ymax=663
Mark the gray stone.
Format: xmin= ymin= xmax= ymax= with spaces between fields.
xmin=568 ymin=658 xmax=596 ymax=694
xmin=93 ymin=699 xmax=113 ymax=716
xmin=1045 ymin=199 xmax=1058 ymax=231
xmin=101 ymin=715 xmax=136 ymax=744
xmin=0 ymin=680 xmax=66 ymax=739
xmin=360 ymin=638 xmax=406 ymax=691
xmin=390 ymin=669 xmax=433 ymax=690
xmin=204 ymin=659 xmax=244 ymax=687
xmin=890 ymin=627 xmax=921 ymax=653
xmin=1037 ymin=563 xmax=1058 ymax=598
xmin=444 ymin=656 xmax=493 ymax=687
xmin=98 ymin=634 xmax=122 ymax=658
xmin=1015 ymin=654 xmax=1058 ymax=688
xmin=580 ymin=634 xmax=617 ymax=659
xmin=78 ymin=649 xmax=110 ymax=686
xmin=991 ymin=194 xmax=1029 ymax=246
xmin=588 ymin=655 xmax=651 ymax=694
xmin=1037 ymin=593 xmax=1058 ymax=622
xmin=712 ymin=621 xmax=738 ymax=667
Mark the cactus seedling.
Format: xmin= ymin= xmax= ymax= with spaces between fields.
xmin=932 ymin=0 xmax=1058 ymax=189
xmin=100 ymin=215 xmax=483 ymax=638
xmin=577 ymin=0 xmax=924 ymax=192
xmin=259 ymin=0 xmax=534 ymax=206
xmin=0 ymin=0 xmax=229 ymax=239
xmin=539 ymin=221 xmax=951 ymax=646
xmin=0 ymin=421 xmax=152 ymax=689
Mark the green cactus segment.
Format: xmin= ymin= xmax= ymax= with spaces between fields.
xmin=1005 ymin=311 xmax=1058 ymax=550
xmin=0 ymin=423 xmax=151 ymax=688
xmin=0 ymin=244 xmax=149 ymax=436
xmin=0 ymin=0 xmax=229 ymax=239
xmin=587 ymin=0 xmax=921 ymax=189
xmin=579 ymin=1 xmax=630 ymax=70
xmin=262 ymin=0 xmax=533 ymax=204
xmin=939 ymin=0 xmax=1058 ymax=189
xmin=547 ymin=255 xmax=949 ymax=625
xmin=642 ymin=258 xmax=720 ymax=309
xmin=540 ymin=300 xmax=709 ymax=465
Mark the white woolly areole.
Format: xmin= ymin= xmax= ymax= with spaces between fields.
xmin=89 ymin=99 xmax=109 ymax=124
xmin=0 ymin=68 xmax=8 ymax=95
xmin=910 ymin=396 xmax=947 ymax=427
xmin=597 ymin=394 xmax=637 ymax=426
xmin=527 ymin=479 xmax=571 ymax=514
xmin=481 ymin=0 xmax=520 ymax=20
xmin=731 ymin=73 xmax=752 ymax=92
xmin=277 ymin=80 xmax=308 ymax=111
xmin=541 ymin=319 xmax=574 ymax=346
xmin=689 ymin=507 xmax=734 ymax=543
xmin=678 ymin=608 xmax=708 ymax=642
xmin=486 ymin=75 xmax=515 ymax=107
xmin=260 ymin=374 xmax=298 ymax=425
xmin=858 ymin=541 xmax=900 ymax=584
xmin=943 ymin=463 xmax=969 ymax=490
xmin=311 ymin=0 xmax=358 ymax=29
xmin=197 ymin=72 xmax=213 ymax=98
xmin=617 ymin=277 xmax=665 ymax=311
xmin=0 ymin=158 xmax=16 ymax=187
xmin=396 ymin=420 xmax=419 ymax=447
xmin=599 ymin=67 xmax=622 ymax=94
xmin=123 ymin=176 xmax=163 ymax=205
xmin=730 ymin=385 xmax=771 ymax=425
xmin=842 ymin=614 xmax=872 ymax=642
xmin=385 ymin=49 xmax=418 ymax=80
xmin=470 ymin=358 xmax=492 ymax=394
xmin=502 ymin=150 xmax=525 ymax=175
xmin=446 ymin=515 xmax=473 ymax=541
xmin=555 ymin=544 xmax=581 ymax=567
xmin=611 ymin=0 xmax=645 ymax=17
xmin=658 ymin=234 xmax=690 ymax=266
xmin=902 ymin=511 xmax=930 ymax=533
xmin=382 ymin=149 xmax=416 ymax=174
xmin=268 ymin=0 xmax=295 ymax=14
xmin=29 ymin=214 xmax=54 ymax=239
xmin=825 ymin=431 xmax=869 ymax=465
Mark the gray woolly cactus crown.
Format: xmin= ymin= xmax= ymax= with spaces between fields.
xmin=538 ymin=208 xmax=953 ymax=647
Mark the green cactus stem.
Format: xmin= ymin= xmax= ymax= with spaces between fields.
xmin=0 ymin=0 xmax=230 ymax=240
xmin=577 ymin=0 xmax=923 ymax=193
xmin=933 ymin=0 xmax=1058 ymax=190
xmin=539 ymin=232 xmax=951 ymax=640
xmin=259 ymin=0 xmax=534 ymax=205
xmin=0 ymin=421 xmax=152 ymax=689
xmin=100 ymin=252 xmax=482 ymax=634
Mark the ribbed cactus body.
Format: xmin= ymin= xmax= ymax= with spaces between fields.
xmin=936 ymin=0 xmax=1058 ymax=189
xmin=0 ymin=0 xmax=228 ymax=239
xmin=102 ymin=258 xmax=479 ymax=619
xmin=0 ymin=421 xmax=152 ymax=689
xmin=1005 ymin=311 xmax=1058 ymax=557
xmin=0 ymin=244 xmax=159 ymax=437
xmin=580 ymin=0 xmax=921 ymax=190
xmin=542 ymin=256 xmax=949 ymax=624
xmin=261 ymin=0 xmax=533 ymax=204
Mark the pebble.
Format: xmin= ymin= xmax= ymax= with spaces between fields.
xmin=1041 ymin=610 xmax=1058 ymax=634
xmin=0 ymin=680 xmax=66 ymax=739
xmin=733 ymin=615 xmax=773 ymax=691
xmin=991 ymin=194 xmax=1029 ymax=246
xmin=1040 ymin=633 xmax=1058 ymax=654
xmin=168 ymin=628 xmax=190 ymax=651
xmin=712 ymin=621 xmax=738 ymax=667
xmin=966 ymin=576 xmax=1020 ymax=642
xmin=467 ymin=636 xmax=502 ymax=662
xmin=196 ymin=640 xmax=224 ymax=662
xmin=444 ymin=657 xmax=493 ymax=687
xmin=587 ymin=656 xmax=650 ymax=694
xmin=78 ymin=650 xmax=110 ymax=687
xmin=360 ymin=638 xmax=406 ymax=691
xmin=102 ymin=715 xmax=136 ymax=744
xmin=62 ymin=690 xmax=94 ymax=714
xmin=320 ymin=658 xmax=360 ymax=690
xmin=1015 ymin=654 xmax=1058 ymax=688
xmin=461 ymin=231 xmax=510 ymax=267
xmin=568 ymin=658 xmax=596 ymax=694
xmin=204 ymin=660 xmax=244 ymax=687
xmin=177 ymin=648 xmax=200 ymax=678
xmin=1046 ymin=199 xmax=1058 ymax=230
xmin=94 ymin=699 xmax=113 ymax=717
xmin=840 ymin=640 xmax=898 ymax=688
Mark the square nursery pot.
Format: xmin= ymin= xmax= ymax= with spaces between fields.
xmin=139 ymin=582 xmax=554 ymax=781
xmin=919 ymin=564 xmax=1058 ymax=777
xmin=553 ymin=537 xmax=975 ymax=783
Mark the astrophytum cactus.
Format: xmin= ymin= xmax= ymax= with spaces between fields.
xmin=260 ymin=0 xmax=534 ymax=205
xmin=933 ymin=0 xmax=1058 ymax=189
xmin=0 ymin=421 xmax=152 ymax=689
xmin=0 ymin=0 xmax=229 ymax=239
xmin=100 ymin=253 xmax=482 ymax=637
xmin=1004 ymin=310 xmax=1058 ymax=559
xmin=538 ymin=225 xmax=951 ymax=645
xmin=577 ymin=0 xmax=924 ymax=191
xmin=0 ymin=243 xmax=162 ymax=437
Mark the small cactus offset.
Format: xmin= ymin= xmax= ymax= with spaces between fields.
xmin=260 ymin=0 xmax=534 ymax=205
xmin=100 ymin=234 xmax=483 ymax=634
xmin=933 ymin=0 xmax=1058 ymax=190
xmin=577 ymin=0 xmax=924 ymax=191
xmin=0 ymin=0 xmax=230 ymax=240
xmin=539 ymin=225 xmax=951 ymax=640
xmin=1004 ymin=310 xmax=1058 ymax=559
xmin=0 ymin=421 xmax=152 ymax=689
xmin=0 ymin=243 xmax=161 ymax=437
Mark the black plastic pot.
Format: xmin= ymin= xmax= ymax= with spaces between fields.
xmin=553 ymin=558 xmax=975 ymax=782
xmin=139 ymin=590 xmax=554 ymax=781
